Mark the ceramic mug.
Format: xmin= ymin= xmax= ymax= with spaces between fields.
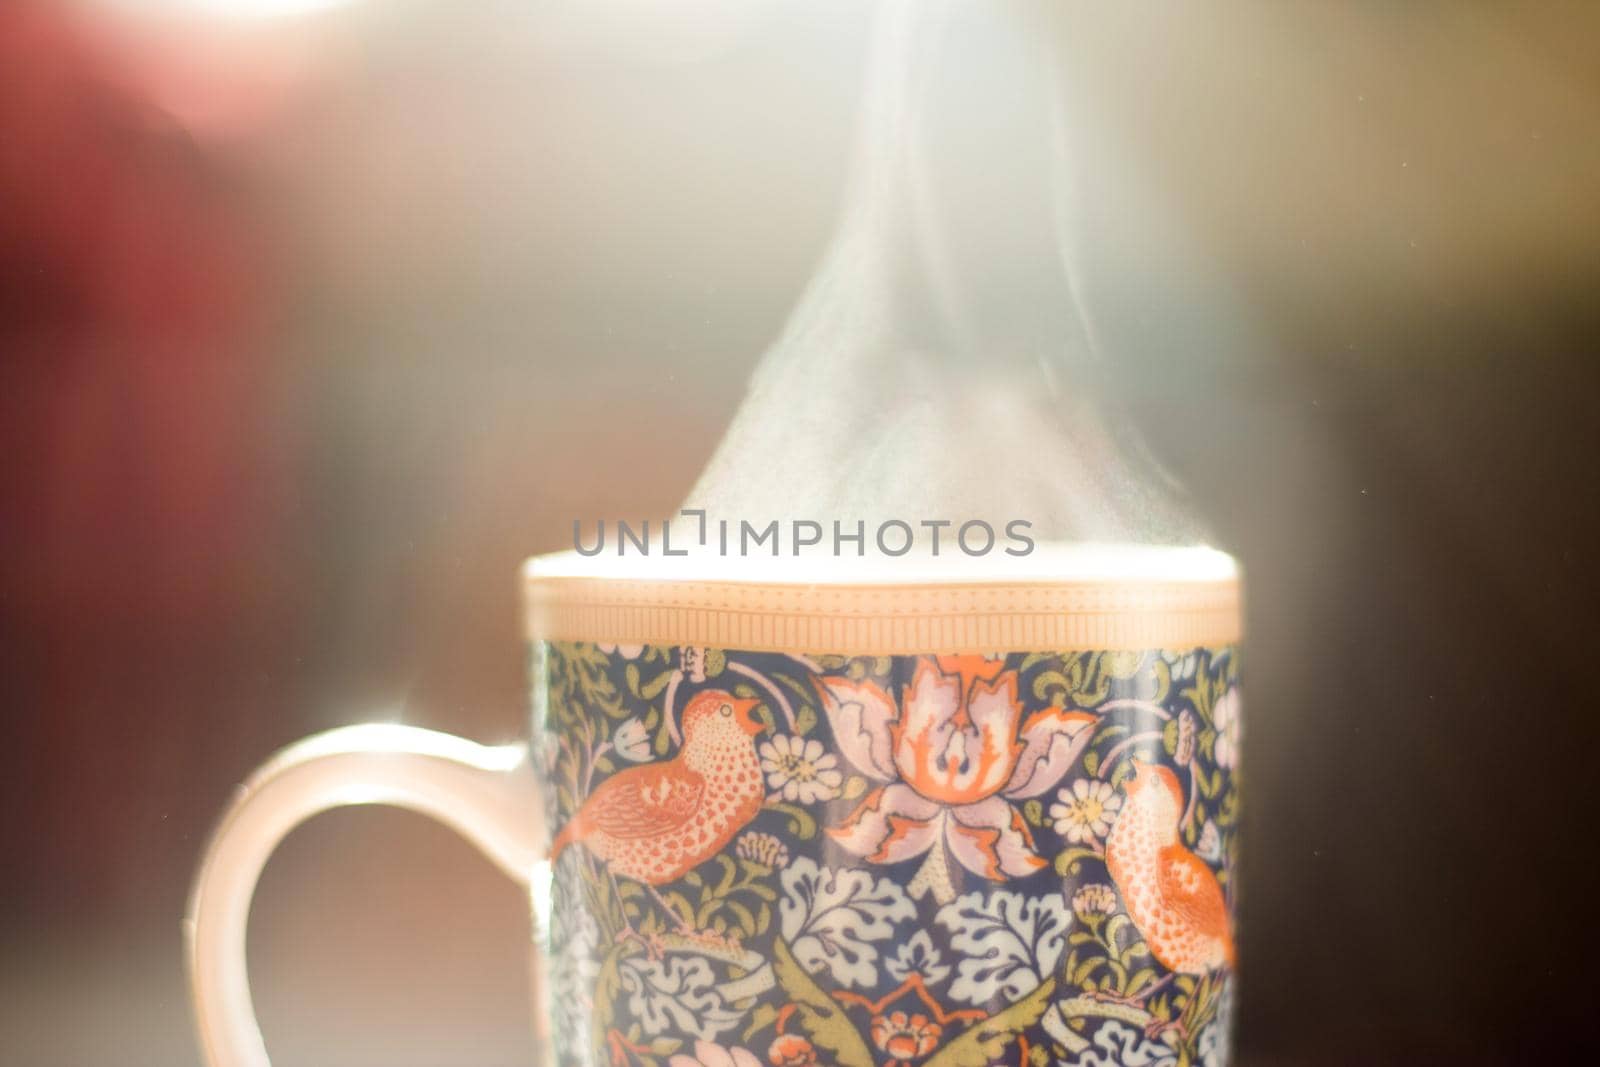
xmin=188 ymin=548 xmax=1242 ymax=1067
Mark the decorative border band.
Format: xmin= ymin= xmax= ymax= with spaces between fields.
xmin=523 ymin=574 xmax=1241 ymax=654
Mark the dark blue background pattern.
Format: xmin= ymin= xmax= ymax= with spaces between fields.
xmin=535 ymin=643 xmax=1239 ymax=1067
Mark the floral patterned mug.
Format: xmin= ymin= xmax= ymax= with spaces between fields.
xmin=188 ymin=548 xmax=1242 ymax=1067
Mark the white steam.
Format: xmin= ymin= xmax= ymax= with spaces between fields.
xmin=685 ymin=0 xmax=1206 ymax=548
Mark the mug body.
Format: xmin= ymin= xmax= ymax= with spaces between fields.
xmin=525 ymin=551 xmax=1241 ymax=1067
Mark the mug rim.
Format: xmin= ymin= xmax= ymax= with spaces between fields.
xmin=523 ymin=545 xmax=1242 ymax=654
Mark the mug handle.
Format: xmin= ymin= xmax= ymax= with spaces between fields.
xmin=185 ymin=724 xmax=549 ymax=1067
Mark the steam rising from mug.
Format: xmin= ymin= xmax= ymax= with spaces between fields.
xmin=685 ymin=0 xmax=1205 ymax=547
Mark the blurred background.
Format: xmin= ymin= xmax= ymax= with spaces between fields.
xmin=4 ymin=0 xmax=1599 ymax=1063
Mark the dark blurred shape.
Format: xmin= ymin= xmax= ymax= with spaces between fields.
xmin=0 ymin=0 xmax=296 ymax=911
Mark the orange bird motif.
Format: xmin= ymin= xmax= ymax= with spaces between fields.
xmin=551 ymin=691 xmax=766 ymax=933
xmin=1104 ymin=759 xmax=1234 ymax=977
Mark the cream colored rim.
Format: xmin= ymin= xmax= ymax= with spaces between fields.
xmin=522 ymin=556 xmax=1241 ymax=655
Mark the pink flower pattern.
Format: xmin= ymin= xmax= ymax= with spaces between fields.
xmin=817 ymin=656 xmax=1097 ymax=896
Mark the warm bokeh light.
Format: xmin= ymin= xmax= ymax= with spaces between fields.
xmin=4 ymin=1 xmax=1599 ymax=1064
xmin=95 ymin=0 xmax=358 ymax=18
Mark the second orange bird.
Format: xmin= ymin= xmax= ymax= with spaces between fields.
xmin=1105 ymin=758 xmax=1235 ymax=978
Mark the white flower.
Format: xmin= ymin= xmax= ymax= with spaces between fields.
xmin=759 ymin=734 xmax=843 ymax=804
xmin=1213 ymin=688 xmax=1242 ymax=769
xmin=1062 ymin=1019 xmax=1178 ymax=1067
xmin=779 ymin=857 xmax=915 ymax=989
xmin=883 ymin=929 xmax=950 ymax=986
xmin=612 ymin=718 xmax=651 ymax=763
xmin=934 ymin=890 xmax=1071 ymax=1007
xmin=668 ymin=1040 xmax=762 ymax=1067
xmin=735 ymin=830 xmax=789 ymax=869
xmin=1070 ymin=882 xmax=1118 ymax=917
xmin=1196 ymin=819 xmax=1224 ymax=864
xmin=1049 ymin=779 xmax=1122 ymax=844
xmin=597 ymin=642 xmax=645 ymax=659
xmin=620 ymin=956 xmax=744 ymax=1044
